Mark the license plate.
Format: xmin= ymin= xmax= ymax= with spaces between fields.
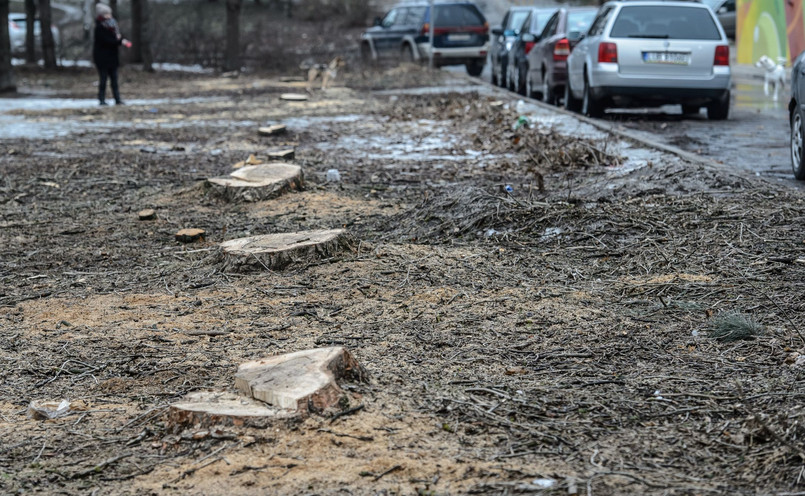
xmin=642 ymin=51 xmax=690 ymax=65
xmin=447 ymin=33 xmax=471 ymax=42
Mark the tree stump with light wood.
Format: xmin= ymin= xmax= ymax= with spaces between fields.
xmin=167 ymin=392 xmax=294 ymax=430
xmin=218 ymin=229 xmax=353 ymax=272
xmin=235 ymin=347 xmax=367 ymax=416
xmin=206 ymin=163 xmax=303 ymax=202
xmin=280 ymin=93 xmax=308 ymax=101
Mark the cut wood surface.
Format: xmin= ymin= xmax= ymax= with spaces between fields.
xmin=258 ymin=124 xmax=286 ymax=136
xmin=235 ymin=347 xmax=366 ymax=416
xmin=267 ymin=148 xmax=295 ymax=160
xmin=168 ymin=392 xmax=293 ymax=429
xmin=218 ymin=229 xmax=353 ymax=271
xmin=138 ymin=209 xmax=156 ymax=221
xmin=175 ymin=228 xmax=205 ymax=243
xmin=280 ymin=93 xmax=309 ymax=102
xmin=206 ymin=163 xmax=303 ymax=202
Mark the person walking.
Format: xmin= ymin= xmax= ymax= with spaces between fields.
xmin=93 ymin=3 xmax=131 ymax=105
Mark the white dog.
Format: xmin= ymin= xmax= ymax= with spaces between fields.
xmin=755 ymin=55 xmax=786 ymax=101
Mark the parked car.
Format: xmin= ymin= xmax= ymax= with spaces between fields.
xmin=489 ymin=6 xmax=532 ymax=87
xmin=789 ymin=50 xmax=805 ymax=179
xmin=8 ymin=13 xmax=61 ymax=57
xmin=565 ymin=1 xmax=731 ymax=120
xmin=505 ymin=7 xmax=556 ymax=94
xmin=360 ymin=1 xmax=489 ymax=76
xmin=702 ymin=0 xmax=735 ymax=39
xmin=525 ymin=7 xmax=597 ymax=104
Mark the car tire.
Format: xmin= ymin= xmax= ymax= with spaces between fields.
xmin=706 ymin=91 xmax=730 ymax=120
xmin=542 ymin=77 xmax=556 ymax=105
xmin=466 ymin=60 xmax=484 ymax=77
xmin=582 ymin=75 xmax=604 ymax=118
xmin=498 ymin=62 xmax=507 ymax=88
xmin=526 ymin=72 xmax=539 ymax=99
xmin=515 ymin=64 xmax=526 ymax=95
xmin=400 ymin=44 xmax=415 ymax=64
xmin=564 ymin=78 xmax=582 ymax=113
xmin=791 ymin=109 xmax=805 ymax=180
xmin=491 ymin=63 xmax=498 ymax=85
xmin=360 ymin=43 xmax=373 ymax=65
xmin=681 ymin=104 xmax=700 ymax=116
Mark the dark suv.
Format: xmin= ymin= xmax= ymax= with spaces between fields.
xmin=361 ymin=1 xmax=489 ymax=76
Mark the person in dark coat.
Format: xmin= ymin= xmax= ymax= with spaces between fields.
xmin=93 ymin=3 xmax=131 ymax=105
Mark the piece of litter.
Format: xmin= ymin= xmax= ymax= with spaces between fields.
xmin=531 ymin=478 xmax=556 ymax=489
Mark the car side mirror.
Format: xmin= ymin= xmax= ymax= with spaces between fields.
xmin=373 ymin=17 xmax=382 ymax=26
xmin=521 ymin=33 xmax=536 ymax=43
xmin=718 ymin=6 xmax=727 ymax=14
xmin=492 ymin=27 xmax=503 ymax=36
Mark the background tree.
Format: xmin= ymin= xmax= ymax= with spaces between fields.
xmin=38 ymin=0 xmax=57 ymax=68
xmin=0 ymin=0 xmax=16 ymax=91
xmin=131 ymin=0 xmax=153 ymax=70
xmin=24 ymin=0 xmax=36 ymax=63
xmin=223 ymin=0 xmax=241 ymax=72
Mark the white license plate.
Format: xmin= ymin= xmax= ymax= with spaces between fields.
xmin=447 ymin=33 xmax=471 ymax=42
xmin=642 ymin=51 xmax=690 ymax=65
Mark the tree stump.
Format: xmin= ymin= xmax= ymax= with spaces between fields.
xmin=175 ymin=228 xmax=205 ymax=243
xmin=258 ymin=124 xmax=286 ymax=136
xmin=167 ymin=392 xmax=293 ymax=429
xmin=206 ymin=163 xmax=303 ymax=203
xmin=267 ymin=148 xmax=295 ymax=160
xmin=138 ymin=209 xmax=156 ymax=221
xmin=218 ymin=229 xmax=353 ymax=271
xmin=235 ymin=347 xmax=367 ymax=416
xmin=280 ymin=93 xmax=308 ymax=102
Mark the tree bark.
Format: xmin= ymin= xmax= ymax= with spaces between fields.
xmin=131 ymin=0 xmax=142 ymax=62
xmin=0 ymin=0 xmax=16 ymax=91
xmin=109 ymin=0 xmax=117 ymax=17
xmin=24 ymin=0 xmax=36 ymax=63
xmin=139 ymin=0 xmax=152 ymax=70
xmin=37 ymin=0 xmax=57 ymax=68
xmin=223 ymin=0 xmax=241 ymax=72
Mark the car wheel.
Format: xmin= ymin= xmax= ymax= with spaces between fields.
xmin=466 ymin=60 xmax=484 ymax=77
xmin=491 ymin=63 xmax=498 ymax=85
xmin=542 ymin=77 xmax=556 ymax=105
xmin=792 ymin=109 xmax=805 ymax=180
xmin=499 ymin=61 xmax=507 ymax=88
xmin=582 ymin=75 xmax=604 ymax=118
xmin=564 ymin=77 xmax=582 ymax=112
xmin=400 ymin=44 xmax=415 ymax=64
xmin=515 ymin=64 xmax=526 ymax=95
xmin=706 ymin=91 xmax=729 ymax=120
xmin=526 ymin=72 xmax=539 ymax=99
xmin=681 ymin=104 xmax=700 ymax=116
xmin=360 ymin=43 xmax=373 ymax=65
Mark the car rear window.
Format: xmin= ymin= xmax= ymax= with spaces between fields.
xmin=507 ymin=10 xmax=529 ymax=31
xmin=609 ymin=6 xmax=722 ymax=40
xmin=567 ymin=11 xmax=595 ymax=35
xmin=434 ymin=4 xmax=485 ymax=26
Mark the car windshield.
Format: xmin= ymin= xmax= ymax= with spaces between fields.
xmin=609 ymin=6 xmax=722 ymax=40
xmin=433 ymin=4 xmax=485 ymax=26
xmin=506 ymin=10 xmax=529 ymax=32
xmin=566 ymin=11 xmax=595 ymax=34
xmin=700 ymin=0 xmax=723 ymax=9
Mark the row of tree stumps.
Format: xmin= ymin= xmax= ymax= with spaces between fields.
xmin=168 ymin=93 xmax=366 ymax=430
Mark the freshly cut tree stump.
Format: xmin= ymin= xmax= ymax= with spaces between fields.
xmin=206 ymin=163 xmax=303 ymax=203
xmin=258 ymin=124 xmax=286 ymax=136
xmin=168 ymin=392 xmax=293 ymax=429
xmin=267 ymin=148 xmax=295 ymax=160
xmin=175 ymin=228 xmax=205 ymax=243
xmin=138 ymin=209 xmax=156 ymax=221
xmin=218 ymin=229 xmax=353 ymax=271
xmin=235 ymin=347 xmax=367 ymax=416
xmin=280 ymin=93 xmax=308 ymax=102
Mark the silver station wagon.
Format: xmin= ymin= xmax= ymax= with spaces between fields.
xmin=565 ymin=0 xmax=731 ymax=120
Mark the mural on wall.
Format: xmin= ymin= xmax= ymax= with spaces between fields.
xmin=736 ymin=0 xmax=804 ymax=64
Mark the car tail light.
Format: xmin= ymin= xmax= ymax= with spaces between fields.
xmin=10 ymin=21 xmax=20 ymax=29
xmin=598 ymin=42 xmax=617 ymax=63
xmin=525 ymin=41 xmax=535 ymax=54
xmin=714 ymin=45 xmax=729 ymax=66
xmin=421 ymin=23 xmax=429 ymax=36
xmin=483 ymin=21 xmax=489 ymax=34
xmin=553 ymin=38 xmax=570 ymax=61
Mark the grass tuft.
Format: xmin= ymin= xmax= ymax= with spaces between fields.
xmin=707 ymin=311 xmax=764 ymax=342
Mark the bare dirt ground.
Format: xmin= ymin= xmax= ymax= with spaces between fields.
xmin=2 ymin=64 xmax=805 ymax=495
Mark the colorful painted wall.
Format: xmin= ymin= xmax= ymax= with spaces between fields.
xmin=736 ymin=0 xmax=804 ymax=64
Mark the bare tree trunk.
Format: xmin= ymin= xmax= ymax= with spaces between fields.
xmin=0 ymin=0 xmax=16 ymax=91
xmin=109 ymin=0 xmax=117 ymax=17
xmin=38 ymin=0 xmax=57 ymax=68
xmin=24 ymin=0 xmax=36 ymax=63
xmin=140 ymin=0 xmax=153 ymax=71
xmin=223 ymin=0 xmax=241 ymax=72
xmin=131 ymin=0 xmax=142 ymax=62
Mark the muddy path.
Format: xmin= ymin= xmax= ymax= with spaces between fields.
xmin=1 ymin=65 xmax=805 ymax=495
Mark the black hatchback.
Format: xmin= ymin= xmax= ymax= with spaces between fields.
xmin=361 ymin=1 xmax=489 ymax=76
